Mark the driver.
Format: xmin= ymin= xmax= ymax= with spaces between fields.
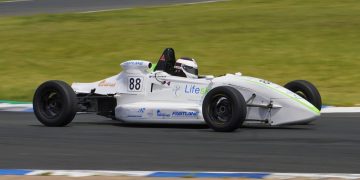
xmin=173 ymin=57 xmax=198 ymax=78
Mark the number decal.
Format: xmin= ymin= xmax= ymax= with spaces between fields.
xmin=128 ymin=77 xmax=143 ymax=92
xmin=129 ymin=78 xmax=135 ymax=90
xmin=259 ymin=79 xmax=271 ymax=85
xmin=135 ymin=78 xmax=141 ymax=90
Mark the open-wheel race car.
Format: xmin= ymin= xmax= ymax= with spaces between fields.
xmin=33 ymin=48 xmax=322 ymax=132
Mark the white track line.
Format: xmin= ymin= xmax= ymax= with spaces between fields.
xmin=0 ymin=103 xmax=32 ymax=112
xmin=268 ymin=173 xmax=360 ymax=179
xmin=321 ymin=107 xmax=360 ymax=113
xmin=25 ymin=170 xmax=360 ymax=179
xmin=80 ymin=8 xmax=133 ymax=14
xmin=79 ymin=0 xmax=228 ymax=14
xmin=173 ymin=0 xmax=227 ymax=5
xmin=0 ymin=0 xmax=32 ymax=3
xmin=27 ymin=170 xmax=153 ymax=177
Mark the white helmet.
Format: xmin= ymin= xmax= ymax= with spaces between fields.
xmin=174 ymin=57 xmax=198 ymax=78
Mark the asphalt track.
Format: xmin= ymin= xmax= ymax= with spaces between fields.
xmin=0 ymin=0 xmax=214 ymax=16
xmin=0 ymin=111 xmax=359 ymax=173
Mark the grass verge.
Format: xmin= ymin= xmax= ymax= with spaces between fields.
xmin=0 ymin=0 xmax=360 ymax=105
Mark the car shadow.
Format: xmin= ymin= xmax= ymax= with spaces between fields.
xmin=30 ymin=120 xmax=313 ymax=130
xmin=242 ymin=124 xmax=313 ymax=130
xmin=82 ymin=121 xmax=210 ymax=129
xmin=74 ymin=121 xmax=312 ymax=130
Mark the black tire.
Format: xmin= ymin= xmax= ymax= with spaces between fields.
xmin=33 ymin=80 xmax=77 ymax=126
xmin=202 ymin=86 xmax=247 ymax=132
xmin=284 ymin=80 xmax=322 ymax=110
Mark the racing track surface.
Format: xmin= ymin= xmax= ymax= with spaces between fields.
xmin=0 ymin=0 xmax=215 ymax=16
xmin=0 ymin=112 xmax=359 ymax=173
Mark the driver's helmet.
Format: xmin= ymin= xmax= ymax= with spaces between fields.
xmin=174 ymin=57 xmax=198 ymax=78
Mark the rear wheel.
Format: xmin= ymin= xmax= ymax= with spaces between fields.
xmin=284 ymin=80 xmax=322 ymax=110
xmin=33 ymin=80 xmax=77 ymax=126
xmin=202 ymin=86 xmax=247 ymax=132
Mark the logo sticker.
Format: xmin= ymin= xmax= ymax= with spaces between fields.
xmin=156 ymin=110 xmax=170 ymax=118
xmin=123 ymin=61 xmax=145 ymax=66
xmin=172 ymin=85 xmax=181 ymax=96
xmin=98 ymin=80 xmax=116 ymax=87
xmin=138 ymin=108 xmax=146 ymax=113
xmin=184 ymin=85 xmax=209 ymax=95
xmin=172 ymin=111 xmax=199 ymax=117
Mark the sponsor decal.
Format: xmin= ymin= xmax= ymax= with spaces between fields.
xmin=259 ymin=79 xmax=271 ymax=85
xmin=156 ymin=110 xmax=170 ymax=117
xmin=161 ymin=81 xmax=171 ymax=86
xmin=154 ymin=110 xmax=199 ymax=119
xmin=127 ymin=115 xmax=143 ymax=118
xmin=159 ymin=54 xmax=165 ymax=61
xmin=123 ymin=61 xmax=145 ymax=66
xmin=149 ymin=72 xmax=168 ymax=79
xmin=98 ymin=80 xmax=116 ymax=87
xmin=172 ymin=111 xmax=199 ymax=117
xmin=184 ymin=85 xmax=209 ymax=95
xmin=172 ymin=85 xmax=181 ymax=96
xmin=124 ymin=108 xmax=147 ymax=118
xmin=149 ymin=75 xmax=167 ymax=79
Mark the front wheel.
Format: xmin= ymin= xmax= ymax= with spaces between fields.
xmin=202 ymin=86 xmax=247 ymax=132
xmin=284 ymin=80 xmax=322 ymax=110
xmin=33 ymin=80 xmax=78 ymax=126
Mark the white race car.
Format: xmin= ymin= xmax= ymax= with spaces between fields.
xmin=33 ymin=48 xmax=322 ymax=132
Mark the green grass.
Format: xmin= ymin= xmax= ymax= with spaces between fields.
xmin=1 ymin=0 xmax=360 ymax=106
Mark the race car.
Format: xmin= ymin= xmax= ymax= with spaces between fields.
xmin=33 ymin=48 xmax=322 ymax=132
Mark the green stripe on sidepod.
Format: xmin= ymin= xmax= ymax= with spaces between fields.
xmin=244 ymin=79 xmax=320 ymax=114
xmin=150 ymin=63 xmax=157 ymax=72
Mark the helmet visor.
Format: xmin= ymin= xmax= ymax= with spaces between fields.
xmin=182 ymin=65 xmax=198 ymax=76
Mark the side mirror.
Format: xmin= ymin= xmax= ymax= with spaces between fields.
xmin=205 ymin=75 xmax=215 ymax=80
